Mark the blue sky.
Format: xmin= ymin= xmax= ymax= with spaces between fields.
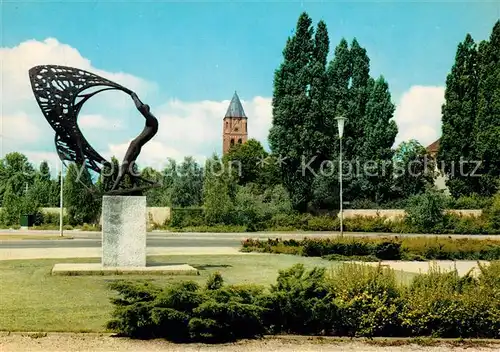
xmin=1 ymin=1 xmax=499 ymax=171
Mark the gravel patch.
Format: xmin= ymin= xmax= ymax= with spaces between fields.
xmin=349 ymin=260 xmax=490 ymax=276
xmin=0 ymin=333 xmax=498 ymax=352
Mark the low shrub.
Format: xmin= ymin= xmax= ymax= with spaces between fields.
xmin=486 ymin=192 xmax=500 ymax=230
xmin=405 ymin=190 xmax=447 ymax=232
xmin=447 ymin=194 xmax=493 ymax=210
xmin=399 ymin=263 xmax=500 ymax=338
xmin=172 ymin=225 xmax=247 ymax=233
xmin=42 ymin=211 xmax=60 ymax=225
xmin=107 ymin=274 xmax=267 ymax=342
xmin=108 ymin=263 xmax=500 ymax=340
xmin=306 ymin=216 xmax=339 ymax=231
xmin=242 ymin=236 xmax=500 ymax=261
xmin=169 ymin=207 xmax=205 ymax=228
xmin=265 ymin=213 xmax=313 ymax=230
xmin=344 ymin=216 xmax=394 ymax=233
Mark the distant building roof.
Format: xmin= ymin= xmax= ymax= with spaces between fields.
xmin=224 ymin=91 xmax=247 ymax=118
xmin=427 ymin=139 xmax=440 ymax=154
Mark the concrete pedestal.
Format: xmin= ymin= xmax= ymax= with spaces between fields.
xmin=102 ymin=195 xmax=146 ymax=267
xmin=50 ymin=195 xmax=198 ymax=276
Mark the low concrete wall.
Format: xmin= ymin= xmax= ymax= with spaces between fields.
xmin=42 ymin=207 xmax=67 ymax=215
xmin=146 ymin=207 xmax=171 ymax=226
xmin=0 ymin=207 xmax=481 ymax=224
xmin=342 ymin=209 xmax=405 ymax=219
xmin=0 ymin=207 xmax=171 ymax=226
xmin=447 ymin=209 xmax=483 ymax=217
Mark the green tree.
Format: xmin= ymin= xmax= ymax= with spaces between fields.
xmin=438 ymin=33 xmax=480 ymax=197
xmin=223 ymin=138 xmax=275 ymax=187
xmin=313 ymin=38 xmax=351 ymax=211
xmin=323 ymin=38 xmax=397 ymax=207
xmin=474 ymin=20 xmax=500 ymax=195
xmin=1 ymin=182 xmax=23 ymax=225
xmin=64 ymin=163 xmax=100 ymax=225
xmin=1 ymin=180 xmax=40 ymax=226
xmin=393 ymin=140 xmax=436 ymax=199
xmin=405 ymin=189 xmax=447 ymax=232
xmin=171 ymin=157 xmax=203 ymax=207
xmin=30 ymin=161 xmax=54 ymax=207
xmin=311 ymin=173 xmax=339 ymax=211
xmin=361 ymin=76 xmax=398 ymax=203
xmin=305 ymin=20 xmax=330 ymax=165
xmin=203 ymin=155 xmax=235 ymax=224
xmin=160 ymin=158 xmax=179 ymax=205
xmin=142 ymin=166 xmax=168 ymax=206
xmin=345 ymin=39 xmax=372 ymax=161
xmin=268 ymin=12 xmax=321 ymax=211
xmin=0 ymin=152 xmax=35 ymax=205
xmin=49 ymin=173 xmax=61 ymax=207
xmin=39 ymin=161 xmax=51 ymax=181
xmin=263 ymin=184 xmax=293 ymax=215
xmin=98 ymin=157 xmax=120 ymax=193
xmin=325 ymin=38 xmax=351 ymax=136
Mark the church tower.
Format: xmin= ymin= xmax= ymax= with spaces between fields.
xmin=222 ymin=91 xmax=248 ymax=154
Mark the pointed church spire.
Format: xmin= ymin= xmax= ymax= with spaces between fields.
xmin=224 ymin=91 xmax=247 ymax=118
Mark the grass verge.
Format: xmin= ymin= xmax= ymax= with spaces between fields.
xmin=0 ymin=254 xmax=415 ymax=333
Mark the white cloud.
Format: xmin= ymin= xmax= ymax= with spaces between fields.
xmin=79 ymin=114 xmax=123 ymax=130
xmin=0 ymin=112 xmax=42 ymax=145
xmin=393 ymin=85 xmax=445 ymax=147
xmin=0 ymin=37 xmax=155 ymax=106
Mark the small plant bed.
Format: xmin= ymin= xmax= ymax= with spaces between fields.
xmin=107 ymin=262 xmax=500 ymax=342
xmin=241 ymin=236 xmax=500 ymax=261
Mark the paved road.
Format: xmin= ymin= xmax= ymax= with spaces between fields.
xmin=0 ymin=238 xmax=242 ymax=249
xmin=1 ymin=230 xmax=499 ymax=249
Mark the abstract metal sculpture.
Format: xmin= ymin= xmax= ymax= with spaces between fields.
xmin=28 ymin=65 xmax=159 ymax=195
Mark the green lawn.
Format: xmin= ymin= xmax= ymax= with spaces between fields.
xmin=0 ymin=254 xmax=416 ymax=332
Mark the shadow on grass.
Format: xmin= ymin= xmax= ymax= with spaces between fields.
xmin=146 ymin=262 xmax=189 ymax=267
xmin=193 ymin=264 xmax=233 ymax=270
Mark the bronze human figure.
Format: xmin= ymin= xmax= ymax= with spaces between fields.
xmin=110 ymin=92 xmax=159 ymax=192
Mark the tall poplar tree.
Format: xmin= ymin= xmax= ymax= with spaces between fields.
xmin=474 ymin=20 xmax=500 ymax=195
xmin=324 ymin=38 xmax=397 ymax=205
xmin=268 ymin=12 xmax=316 ymax=211
xmin=306 ymin=20 xmax=330 ymax=163
xmin=438 ymin=34 xmax=480 ymax=197
xmin=346 ymin=39 xmax=371 ymax=161
xmin=362 ymin=76 xmax=398 ymax=202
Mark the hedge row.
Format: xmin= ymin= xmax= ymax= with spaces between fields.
xmin=241 ymin=236 xmax=500 ymax=261
xmin=107 ymin=262 xmax=500 ymax=342
xmin=165 ymin=210 xmax=500 ymax=234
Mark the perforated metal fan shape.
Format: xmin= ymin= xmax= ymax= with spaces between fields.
xmin=28 ymin=65 xmax=132 ymax=173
